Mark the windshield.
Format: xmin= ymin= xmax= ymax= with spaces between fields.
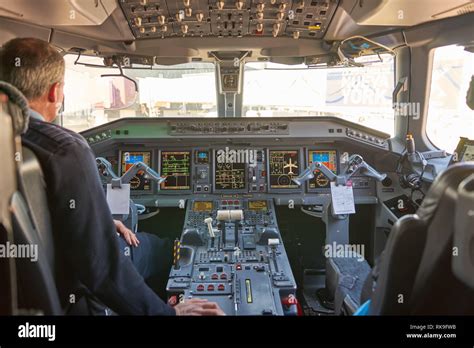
xmin=62 ymin=54 xmax=394 ymax=134
xmin=243 ymin=55 xmax=395 ymax=135
xmin=62 ymin=55 xmax=216 ymax=132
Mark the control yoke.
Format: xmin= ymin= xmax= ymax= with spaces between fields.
xmin=292 ymin=154 xmax=386 ymax=186
xmin=96 ymin=157 xmax=166 ymax=188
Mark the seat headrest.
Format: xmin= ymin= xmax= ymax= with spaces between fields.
xmin=0 ymin=81 xmax=29 ymax=135
xmin=416 ymin=162 xmax=474 ymax=222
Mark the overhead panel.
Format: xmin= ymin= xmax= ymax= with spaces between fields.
xmin=119 ymin=0 xmax=338 ymax=39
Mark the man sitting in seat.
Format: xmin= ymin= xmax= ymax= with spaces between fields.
xmin=0 ymin=37 xmax=224 ymax=316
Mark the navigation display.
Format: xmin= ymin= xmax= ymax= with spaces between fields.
xmin=214 ymin=152 xmax=246 ymax=190
xmin=120 ymin=151 xmax=152 ymax=190
xmin=269 ymin=150 xmax=300 ymax=189
xmin=160 ymin=151 xmax=191 ymax=190
xmin=308 ymin=150 xmax=337 ymax=189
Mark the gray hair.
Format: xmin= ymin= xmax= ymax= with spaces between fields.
xmin=0 ymin=38 xmax=65 ymax=100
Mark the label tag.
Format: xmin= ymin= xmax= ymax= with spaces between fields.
xmin=106 ymin=184 xmax=130 ymax=215
xmin=330 ymin=181 xmax=355 ymax=215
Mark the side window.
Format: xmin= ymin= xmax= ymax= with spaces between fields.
xmin=426 ymin=45 xmax=474 ymax=152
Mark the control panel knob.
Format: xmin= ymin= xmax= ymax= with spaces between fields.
xmin=134 ymin=17 xmax=142 ymax=26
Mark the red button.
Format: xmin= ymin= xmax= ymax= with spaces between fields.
xmin=207 ymin=284 xmax=215 ymax=291
xmin=236 ymin=264 xmax=242 ymax=270
xmin=211 ymin=273 xmax=219 ymax=280
xmin=233 ymin=200 xmax=239 ymax=205
xmin=220 ymin=273 xmax=227 ymax=280
xmin=218 ymin=284 xmax=225 ymax=291
xmin=197 ymin=284 xmax=204 ymax=291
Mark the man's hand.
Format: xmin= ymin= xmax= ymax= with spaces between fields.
xmin=113 ymin=220 xmax=140 ymax=247
xmin=174 ymin=298 xmax=225 ymax=316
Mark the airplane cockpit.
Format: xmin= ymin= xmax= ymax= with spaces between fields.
xmin=0 ymin=0 xmax=474 ymax=344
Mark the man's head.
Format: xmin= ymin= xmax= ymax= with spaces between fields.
xmin=0 ymin=38 xmax=65 ymax=122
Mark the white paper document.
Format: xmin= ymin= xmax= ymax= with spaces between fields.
xmin=106 ymin=184 xmax=130 ymax=215
xmin=330 ymin=181 xmax=356 ymax=215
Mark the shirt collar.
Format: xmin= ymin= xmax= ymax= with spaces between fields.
xmin=29 ymin=108 xmax=45 ymax=122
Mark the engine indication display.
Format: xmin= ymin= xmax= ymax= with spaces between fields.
xmin=214 ymin=152 xmax=246 ymax=190
xmin=308 ymin=150 xmax=338 ymax=189
xmin=269 ymin=150 xmax=300 ymax=189
xmin=160 ymin=151 xmax=191 ymax=190
xmin=193 ymin=201 xmax=213 ymax=212
xmin=248 ymin=200 xmax=268 ymax=211
xmin=120 ymin=151 xmax=152 ymax=191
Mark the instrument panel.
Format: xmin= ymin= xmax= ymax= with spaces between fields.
xmin=85 ymin=117 xmax=389 ymax=202
xmin=117 ymin=147 xmax=352 ymax=194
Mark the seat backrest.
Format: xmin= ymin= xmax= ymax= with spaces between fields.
xmin=370 ymin=162 xmax=474 ymax=315
xmin=0 ymin=82 xmax=61 ymax=315
xmin=11 ymin=189 xmax=62 ymax=315
xmin=17 ymin=147 xmax=55 ymax=270
xmin=13 ymin=146 xmax=62 ymax=315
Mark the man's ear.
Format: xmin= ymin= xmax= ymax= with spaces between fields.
xmin=47 ymin=82 xmax=61 ymax=103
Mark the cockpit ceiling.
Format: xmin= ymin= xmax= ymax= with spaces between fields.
xmin=0 ymin=0 xmax=473 ymax=62
xmin=119 ymin=0 xmax=339 ymax=40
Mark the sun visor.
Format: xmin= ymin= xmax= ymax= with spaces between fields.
xmin=350 ymin=0 xmax=474 ymax=27
xmin=0 ymin=0 xmax=117 ymax=26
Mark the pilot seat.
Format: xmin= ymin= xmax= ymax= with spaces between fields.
xmin=326 ymin=162 xmax=474 ymax=315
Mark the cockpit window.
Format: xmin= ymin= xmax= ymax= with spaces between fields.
xmin=62 ymin=54 xmax=216 ymax=132
xmin=242 ymin=54 xmax=395 ymax=136
xmin=426 ymin=45 xmax=474 ymax=152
